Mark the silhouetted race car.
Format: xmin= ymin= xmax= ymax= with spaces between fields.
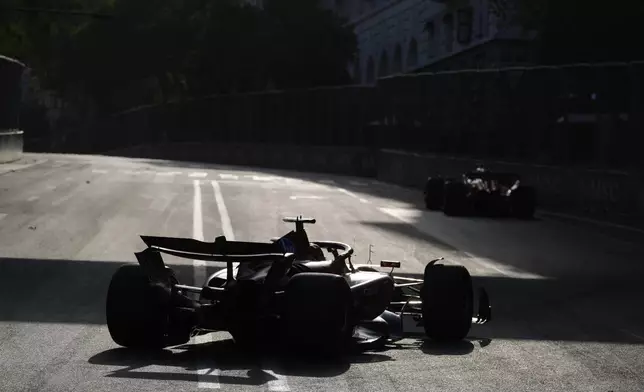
xmin=106 ymin=216 xmax=491 ymax=355
xmin=424 ymin=165 xmax=536 ymax=218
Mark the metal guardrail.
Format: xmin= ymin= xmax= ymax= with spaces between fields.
xmin=1 ymin=55 xmax=25 ymax=163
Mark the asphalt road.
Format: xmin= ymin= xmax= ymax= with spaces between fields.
xmin=1 ymin=153 xmax=643 ymax=392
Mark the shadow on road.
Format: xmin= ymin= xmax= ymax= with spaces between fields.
xmin=0 ymin=256 xmax=643 ymax=346
xmin=89 ymin=338 xmax=392 ymax=383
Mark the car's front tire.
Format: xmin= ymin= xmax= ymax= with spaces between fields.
xmin=421 ymin=263 xmax=473 ymax=342
xmin=106 ymin=264 xmax=187 ymax=349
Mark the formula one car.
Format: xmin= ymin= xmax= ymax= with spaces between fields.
xmin=106 ymin=216 xmax=491 ymax=354
xmin=424 ymin=165 xmax=537 ymax=218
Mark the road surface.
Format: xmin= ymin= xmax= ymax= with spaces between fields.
xmin=1 ymin=154 xmax=643 ymax=392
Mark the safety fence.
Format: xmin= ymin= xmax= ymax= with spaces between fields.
xmin=377 ymin=61 xmax=644 ymax=168
xmin=95 ymin=85 xmax=380 ymax=152
xmin=98 ymin=61 xmax=644 ymax=170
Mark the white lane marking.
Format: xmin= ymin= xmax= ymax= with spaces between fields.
xmin=219 ymin=173 xmax=239 ymax=180
xmin=211 ymin=181 xmax=235 ymax=240
xmin=45 ymin=185 xmax=57 ymax=191
xmin=289 ymin=195 xmax=324 ymax=200
xmin=121 ymin=170 xmax=139 ymax=175
xmin=349 ymin=180 xmax=369 ymax=186
xmin=197 ymin=368 xmax=221 ymax=389
xmin=190 ymin=172 xmax=208 ymax=178
xmin=65 ymin=177 xmax=72 ymax=181
xmin=193 ymin=181 xmax=221 ymax=390
xmin=52 ymin=192 xmax=75 ymax=207
xmin=247 ymin=175 xmax=275 ymax=181
xmin=320 ymin=179 xmax=336 ymax=185
xmin=264 ymin=369 xmax=290 ymax=392
xmin=27 ymin=196 xmax=39 ymax=202
xmin=379 ymin=207 xmax=546 ymax=279
xmin=0 ymin=213 xmax=7 ymax=222
xmin=157 ymin=171 xmax=182 ymax=176
xmin=193 ymin=180 xmax=206 ymax=279
xmin=359 ymin=198 xmax=370 ymax=204
xmin=338 ymin=188 xmax=359 ymax=199
xmin=92 ymin=169 xmax=108 ymax=174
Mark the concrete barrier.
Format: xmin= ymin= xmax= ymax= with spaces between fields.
xmin=377 ymin=149 xmax=643 ymax=217
xmin=107 ymin=142 xmax=377 ymax=177
xmin=0 ymin=130 xmax=24 ymax=163
xmin=1 ymin=55 xmax=25 ymax=163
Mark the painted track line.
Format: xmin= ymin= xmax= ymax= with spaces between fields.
xmin=338 ymin=188 xmax=359 ymax=199
xmin=192 ymin=180 xmax=206 ymax=295
xmin=264 ymin=369 xmax=290 ymax=392
xmin=192 ymin=180 xmax=220 ymax=389
xmin=211 ymin=180 xmax=235 ymax=241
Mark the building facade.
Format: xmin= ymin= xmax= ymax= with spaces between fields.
xmin=321 ymin=0 xmax=536 ymax=84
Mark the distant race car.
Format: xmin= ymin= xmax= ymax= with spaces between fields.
xmin=106 ymin=216 xmax=491 ymax=355
xmin=424 ymin=165 xmax=537 ymax=218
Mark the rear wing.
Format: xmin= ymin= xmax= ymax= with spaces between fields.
xmin=138 ymin=235 xmax=295 ymax=284
xmin=140 ymin=235 xmax=291 ymax=262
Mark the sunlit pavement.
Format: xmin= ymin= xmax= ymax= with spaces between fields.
xmin=1 ymin=153 xmax=643 ymax=392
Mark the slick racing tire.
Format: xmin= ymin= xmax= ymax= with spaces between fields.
xmin=421 ymin=263 xmax=473 ymax=342
xmin=424 ymin=177 xmax=445 ymax=210
xmin=443 ymin=181 xmax=468 ymax=216
xmin=106 ymin=265 xmax=186 ymax=349
xmin=284 ymin=273 xmax=353 ymax=355
xmin=511 ymin=186 xmax=536 ymax=219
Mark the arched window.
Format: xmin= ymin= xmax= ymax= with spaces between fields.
xmin=378 ymin=51 xmax=389 ymax=77
xmin=407 ymin=38 xmax=418 ymax=69
xmin=392 ymin=44 xmax=402 ymax=74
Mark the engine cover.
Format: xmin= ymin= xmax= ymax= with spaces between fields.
xmin=346 ymin=272 xmax=394 ymax=321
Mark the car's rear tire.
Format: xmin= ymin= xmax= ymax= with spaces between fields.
xmin=443 ymin=182 xmax=468 ymax=216
xmin=421 ymin=263 xmax=473 ymax=342
xmin=106 ymin=264 xmax=185 ymax=349
xmin=284 ymin=273 xmax=353 ymax=355
xmin=424 ymin=177 xmax=445 ymax=210
xmin=511 ymin=186 xmax=536 ymax=219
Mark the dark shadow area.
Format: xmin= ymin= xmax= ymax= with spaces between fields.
xmin=358 ymin=218 xmax=644 ymax=281
xmin=0 ymin=256 xmax=200 ymax=325
xmin=420 ymin=340 xmax=475 ymax=356
xmin=1 ymin=256 xmax=643 ymax=345
xmin=89 ymin=338 xmax=391 ymax=383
